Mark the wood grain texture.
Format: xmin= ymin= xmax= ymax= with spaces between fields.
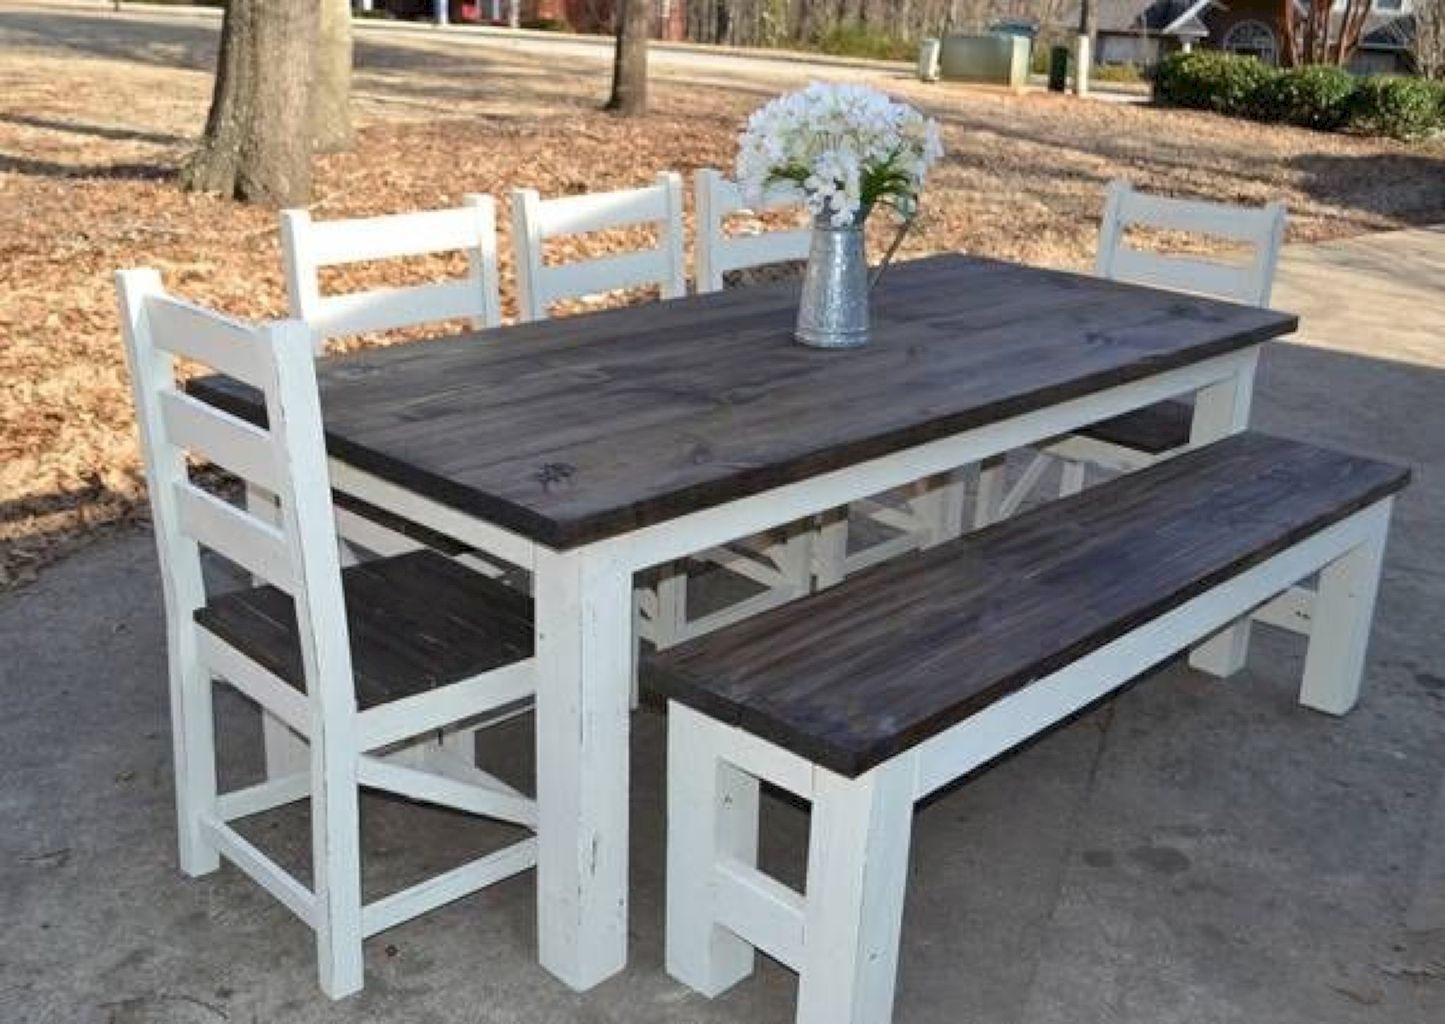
xmin=191 ymin=253 xmax=1297 ymax=549
xmin=1076 ymin=398 xmax=1194 ymax=454
xmin=644 ymin=433 xmax=1409 ymax=778
xmin=196 ymin=549 xmax=533 ymax=709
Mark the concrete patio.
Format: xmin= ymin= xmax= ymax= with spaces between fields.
xmin=2 ymin=228 xmax=1443 ymax=1023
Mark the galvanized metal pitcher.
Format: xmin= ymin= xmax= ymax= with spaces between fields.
xmin=795 ymin=214 xmax=870 ymax=349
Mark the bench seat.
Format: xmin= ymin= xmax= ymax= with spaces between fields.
xmin=647 ymin=432 xmax=1407 ymax=778
xmin=654 ymin=431 xmax=1407 ymax=1024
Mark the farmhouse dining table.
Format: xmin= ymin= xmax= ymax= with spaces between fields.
xmin=193 ymin=251 xmax=1298 ymax=992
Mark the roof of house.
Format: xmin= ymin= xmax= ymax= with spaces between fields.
xmin=1059 ymin=0 xmax=1211 ymax=36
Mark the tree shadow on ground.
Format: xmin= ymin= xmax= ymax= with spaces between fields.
xmin=1288 ymin=152 xmax=1445 ymax=228
xmin=0 ymin=152 xmax=174 ymax=181
xmin=0 ymin=112 xmax=188 ymax=146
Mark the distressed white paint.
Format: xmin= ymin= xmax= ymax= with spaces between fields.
xmin=116 ymin=270 xmax=539 ymax=999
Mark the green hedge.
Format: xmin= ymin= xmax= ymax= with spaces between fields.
xmin=1155 ymin=51 xmax=1445 ymax=140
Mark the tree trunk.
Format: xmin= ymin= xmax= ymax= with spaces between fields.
xmin=606 ymin=0 xmax=650 ymax=115
xmin=311 ymin=0 xmax=354 ymax=155
xmin=182 ymin=0 xmax=318 ymax=205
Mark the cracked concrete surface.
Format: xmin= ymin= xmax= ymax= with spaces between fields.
xmin=2 ymin=230 xmax=1444 ymax=1022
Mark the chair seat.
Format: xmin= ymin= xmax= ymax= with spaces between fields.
xmin=196 ymin=550 xmax=534 ymax=710
xmin=1074 ymin=398 xmax=1194 ymax=455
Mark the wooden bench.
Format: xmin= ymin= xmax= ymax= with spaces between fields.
xmin=645 ymin=432 xmax=1407 ymax=1024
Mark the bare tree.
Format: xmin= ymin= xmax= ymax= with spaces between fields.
xmin=1281 ymin=0 xmax=1371 ymax=66
xmin=182 ymin=0 xmax=318 ymax=205
xmin=1415 ymin=0 xmax=1445 ymax=78
xmin=607 ymin=0 xmax=651 ymax=115
xmin=310 ymin=0 xmax=354 ymax=155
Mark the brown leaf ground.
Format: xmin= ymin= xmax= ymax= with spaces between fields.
xmin=3 ymin=4 xmax=1443 ymax=587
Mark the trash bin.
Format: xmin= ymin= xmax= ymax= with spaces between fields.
xmin=1048 ymin=45 xmax=1070 ymax=92
xmin=918 ymin=38 xmax=942 ymax=83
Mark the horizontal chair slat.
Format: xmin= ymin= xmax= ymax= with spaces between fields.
xmin=1119 ymin=190 xmax=1281 ymax=242
xmin=175 ymin=481 xmax=295 ymax=594
xmin=1110 ymin=248 xmax=1251 ymax=304
xmin=160 ymin=389 xmax=279 ymax=492
xmin=715 ymin=232 xmax=810 ymax=276
xmin=310 ymin=280 xmax=484 ymax=338
xmin=541 ymin=250 xmax=673 ymax=305
xmin=147 ymin=297 xmax=271 ymax=387
xmin=305 ymin=207 xmax=486 ymax=265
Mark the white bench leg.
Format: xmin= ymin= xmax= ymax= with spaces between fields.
xmin=1189 ymin=618 xmax=1253 ymax=678
xmin=797 ymin=757 xmax=916 ymax=1024
xmin=666 ymin=705 xmax=760 ymax=996
xmin=1300 ymin=526 xmax=1388 ymax=715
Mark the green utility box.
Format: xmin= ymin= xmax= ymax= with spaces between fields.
xmin=938 ymin=34 xmax=1031 ymax=88
xmin=1048 ymin=45 xmax=1070 ymax=92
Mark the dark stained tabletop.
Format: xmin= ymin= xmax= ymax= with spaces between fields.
xmin=192 ymin=253 xmax=1298 ymax=550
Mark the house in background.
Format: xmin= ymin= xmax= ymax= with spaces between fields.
xmin=1061 ymin=0 xmax=1416 ymax=72
xmin=367 ymin=0 xmax=687 ymax=39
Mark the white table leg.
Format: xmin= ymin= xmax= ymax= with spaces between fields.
xmin=1187 ymin=353 xmax=1258 ymax=678
xmin=533 ymin=544 xmax=633 ymax=990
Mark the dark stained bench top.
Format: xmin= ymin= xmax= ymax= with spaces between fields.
xmin=1076 ymin=398 xmax=1194 ymax=455
xmin=197 ymin=550 xmax=533 ymax=709
xmin=190 ymin=253 xmax=1296 ymax=549
xmin=644 ymin=433 xmax=1409 ymax=778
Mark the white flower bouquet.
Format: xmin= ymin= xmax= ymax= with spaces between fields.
xmin=736 ymin=83 xmax=944 ymax=228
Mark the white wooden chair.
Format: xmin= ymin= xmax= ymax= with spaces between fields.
xmin=975 ymin=180 xmax=1288 ymax=526
xmin=280 ymin=196 xmax=502 ymax=353
xmin=277 ymin=199 xmax=506 ymax=567
xmin=117 ymin=269 xmax=537 ymax=1000
xmin=509 ymin=172 xmax=685 ymax=322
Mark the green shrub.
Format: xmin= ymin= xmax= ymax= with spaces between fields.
xmin=1258 ymin=65 xmax=1357 ymax=130
xmin=1348 ymin=76 xmax=1445 ymax=139
xmin=1155 ymin=51 xmax=1278 ymax=117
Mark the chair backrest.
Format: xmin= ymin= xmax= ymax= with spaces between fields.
xmin=509 ymin=172 xmax=686 ymax=322
xmin=1095 ymin=180 xmax=1287 ymax=308
xmin=116 ymin=269 xmax=356 ymax=719
xmin=693 ymin=169 xmax=811 ymax=295
xmin=281 ymin=195 xmax=502 ymax=352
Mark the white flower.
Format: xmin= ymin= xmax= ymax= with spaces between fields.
xmin=736 ymin=83 xmax=944 ymax=225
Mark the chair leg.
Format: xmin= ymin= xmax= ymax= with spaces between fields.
xmin=1189 ymin=618 xmax=1253 ymax=678
xmin=312 ymin=739 xmax=364 ymax=999
xmin=796 ymin=757 xmax=916 ymax=1024
xmin=172 ymin=649 xmax=220 ymax=877
xmin=1299 ymin=528 xmax=1387 ymax=715
xmin=666 ymin=704 xmax=760 ymax=997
